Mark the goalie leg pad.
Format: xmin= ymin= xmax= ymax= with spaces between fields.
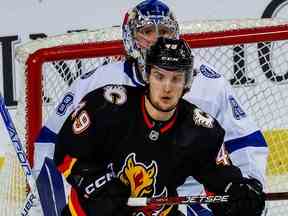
xmin=36 ymin=157 xmax=66 ymax=216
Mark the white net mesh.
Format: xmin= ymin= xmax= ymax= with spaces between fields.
xmin=192 ymin=41 xmax=288 ymax=215
xmin=1 ymin=18 xmax=287 ymax=215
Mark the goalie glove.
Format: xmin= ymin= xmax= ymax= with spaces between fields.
xmin=209 ymin=177 xmax=265 ymax=216
xmin=66 ymin=164 xmax=131 ymax=216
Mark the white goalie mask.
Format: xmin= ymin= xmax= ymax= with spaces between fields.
xmin=122 ymin=0 xmax=179 ymax=68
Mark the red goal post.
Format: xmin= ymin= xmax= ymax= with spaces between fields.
xmin=16 ymin=18 xmax=288 ymax=166
xmin=22 ymin=40 xmax=125 ymax=167
xmin=13 ymin=18 xmax=288 ymax=216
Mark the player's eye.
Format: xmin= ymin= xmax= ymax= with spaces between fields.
xmin=172 ymin=74 xmax=185 ymax=84
xmin=159 ymin=29 xmax=170 ymax=36
xmin=143 ymin=29 xmax=153 ymax=35
xmin=139 ymin=26 xmax=155 ymax=35
xmin=153 ymin=71 xmax=164 ymax=80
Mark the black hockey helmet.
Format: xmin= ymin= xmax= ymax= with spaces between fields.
xmin=145 ymin=37 xmax=194 ymax=90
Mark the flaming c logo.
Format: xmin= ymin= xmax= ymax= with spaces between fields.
xmin=118 ymin=153 xmax=173 ymax=216
xmin=119 ymin=153 xmax=157 ymax=197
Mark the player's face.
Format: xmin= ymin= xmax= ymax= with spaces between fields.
xmin=148 ymin=66 xmax=185 ymax=112
xmin=135 ymin=24 xmax=175 ymax=49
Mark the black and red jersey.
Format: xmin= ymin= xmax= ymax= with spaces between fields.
xmin=54 ymin=84 xmax=242 ymax=215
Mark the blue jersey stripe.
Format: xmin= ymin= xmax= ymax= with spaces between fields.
xmin=36 ymin=126 xmax=57 ymax=143
xmin=225 ymin=130 xmax=267 ymax=153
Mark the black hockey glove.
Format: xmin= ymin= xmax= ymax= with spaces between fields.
xmin=67 ymin=166 xmax=131 ymax=216
xmin=209 ymin=178 xmax=265 ymax=216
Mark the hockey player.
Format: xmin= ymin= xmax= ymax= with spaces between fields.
xmin=54 ymin=37 xmax=265 ymax=216
xmin=33 ymin=0 xmax=268 ymax=215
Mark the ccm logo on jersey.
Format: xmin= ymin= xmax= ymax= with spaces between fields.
xmin=200 ymin=65 xmax=221 ymax=79
xmin=56 ymin=92 xmax=74 ymax=116
xmin=193 ymin=108 xmax=214 ymax=128
xmin=72 ymin=110 xmax=90 ymax=134
xmin=103 ymin=85 xmax=127 ymax=105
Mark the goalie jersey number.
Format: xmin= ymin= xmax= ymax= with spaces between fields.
xmin=228 ymin=96 xmax=246 ymax=120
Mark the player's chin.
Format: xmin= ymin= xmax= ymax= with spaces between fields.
xmin=158 ymin=103 xmax=177 ymax=112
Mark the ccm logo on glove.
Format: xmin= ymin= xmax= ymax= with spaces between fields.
xmin=84 ymin=171 xmax=114 ymax=197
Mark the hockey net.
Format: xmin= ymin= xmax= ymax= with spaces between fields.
xmin=1 ymin=18 xmax=288 ymax=215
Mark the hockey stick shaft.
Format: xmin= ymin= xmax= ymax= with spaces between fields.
xmin=127 ymin=195 xmax=229 ymax=206
xmin=127 ymin=192 xmax=288 ymax=206
xmin=0 ymin=94 xmax=39 ymax=215
xmin=265 ymin=192 xmax=288 ymax=201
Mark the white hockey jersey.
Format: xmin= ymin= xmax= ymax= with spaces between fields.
xmin=34 ymin=60 xmax=268 ymax=214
